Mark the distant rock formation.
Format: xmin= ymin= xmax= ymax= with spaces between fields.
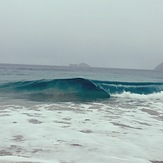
xmin=78 ymin=63 xmax=90 ymax=68
xmin=154 ymin=62 xmax=163 ymax=71
xmin=69 ymin=63 xmax=90 ymax=68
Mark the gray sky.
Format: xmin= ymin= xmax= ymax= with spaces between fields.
xmin=0 ymin=0 xmax=163 ymax=69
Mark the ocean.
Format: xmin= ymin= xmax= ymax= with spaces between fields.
xmin=0 ymin=63 xmax=163 ymax=163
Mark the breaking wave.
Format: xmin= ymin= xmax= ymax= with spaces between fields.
xmin=0 ymin=78 xmax=163 ymax=102
xmin=95 ymin=80 xmax=163 ymax=95
xmin=0 ymin=78 xmax=109 ymax=102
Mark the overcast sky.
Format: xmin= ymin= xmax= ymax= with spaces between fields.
xmin=0 ymin=0 xmax=163 ymax=69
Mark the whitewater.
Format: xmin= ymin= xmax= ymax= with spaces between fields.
xmin=0 ymin=64 xmax=163 ymax=163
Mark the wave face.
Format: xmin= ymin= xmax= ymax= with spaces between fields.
xmin=0 ymin=78 xmax=110 ymax=102
xmin=94 ymin=80 xmax=163 ymax=95
xmin=0 ymin=78 xmax=163 ymax=102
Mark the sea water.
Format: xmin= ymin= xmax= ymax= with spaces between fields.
xmin=0 ymin=64 xmax=163 ymax=163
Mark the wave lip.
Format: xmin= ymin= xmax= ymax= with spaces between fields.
xmin=0 ymin=78 xmax=110 ymax=102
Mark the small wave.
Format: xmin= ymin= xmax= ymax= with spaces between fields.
xmin=94 ymin=80 xmax=163 ymax=95
xmin=0 ymin=78 xmax=110 ymax=102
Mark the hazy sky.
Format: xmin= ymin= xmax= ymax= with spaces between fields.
xmin=0 ymin=0 xmax=163 ymax=69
